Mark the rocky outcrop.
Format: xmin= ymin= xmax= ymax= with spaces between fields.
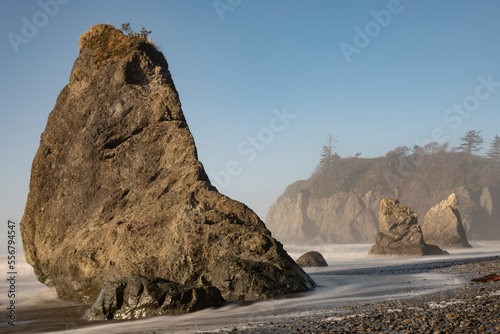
xmin=20 ymin=24 xmax=315 ymax=304
xmin=459 ymin=186 xmax=500 ymax=240
xmin=369 ymin=199 xmax=447 ymax=256
xmin=422 ymin=194 xmax=471 ymax=248
xmin=266 ymin=185 xmax=500 ymax=245
xmin=295 ymin=251 xmax=328 ymax=267
xmin=83 ymin=275 xmax=223 ymax=320
xmin=266 ymin=190 xmax=385 ymax=244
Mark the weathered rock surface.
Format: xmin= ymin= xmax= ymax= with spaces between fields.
xmin=20 ymin=24 xmax=315 ymax=304
xmin=422 ymin=193 xmax=471 ymax=248
xmin=266 ymin=185 xmax=500 ymax=245
xmin=295 ymin=251 xmax=328 ymax=267
xmin=369 ymin=199 xmax=447 ymax=256
xmin=266 ymin=190 xmax=383 ymax=244
xmin=83 ymin=275 xmax=223 ymax=320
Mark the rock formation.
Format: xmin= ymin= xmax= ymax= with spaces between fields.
xmin=369 ymin=199 xmax=447 ymax=256
xmin=83 ymin=275 xmax=224 ymax=320
xmin=20 ymin=24 xmax=315 ymax=304
xmin=422 ymin=193 xmax=471 ymax=248
xmin=266 ymin=185 xmax=500 ymax=245
xmin=266 ymin=190 xmax=383 ymax=244
xmin=295 ymin=251 xmax=328 ymax=267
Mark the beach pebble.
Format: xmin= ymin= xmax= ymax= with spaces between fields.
xmin=228 ymin=258 xmax=500 ymax=333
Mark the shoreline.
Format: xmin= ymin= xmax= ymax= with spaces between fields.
xmin=1 ymin=255 xmax=499 ymax=333
xmin=231 ymin=257 xmax=500 ymax=333
xmin=1 ymin=304 xmax=92 ymax=334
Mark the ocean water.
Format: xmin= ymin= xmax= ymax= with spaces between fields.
xmin=1 ymin=241 xmax=499 ymax=333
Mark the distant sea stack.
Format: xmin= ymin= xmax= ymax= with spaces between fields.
xmin=422 ymin=193 xmax=471 ymax=249
xmin=266 ymin=156 xmax=500 ymax=245
xmin=20 ymin=24 xmax=315 ymax=304
xmin=369 ymin=199 xmax=447 ymax=256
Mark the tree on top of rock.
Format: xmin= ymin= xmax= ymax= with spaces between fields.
xmin=120 ymin=22 xmax=152 ymax=39
xmin=319 ymin=134 xmax=339 ymax=168
xmin=459 ymin=130 xmax=483 ymax=154
xmin=487 ymin=135 xmax=500 ymax=164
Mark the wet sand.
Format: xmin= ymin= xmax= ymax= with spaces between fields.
xmin=1 ymin=304 xmax=90 ymax=334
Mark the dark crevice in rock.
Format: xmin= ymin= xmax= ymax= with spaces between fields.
xmin=120 ymin=189 xmax=130 ymax=199
xmin=158 ymin=114 xmax=173 ymax=122
xmin=157 ymin=185 xmax=170 ymax=199
xmin=125 ymin=58 xmax=149 ymax=85
xmin=157 ymin=291 xmax=167 ymax=307
xmin=115 ymin=284 xmax=125 ymax=310
xmin=131 ymin=126 xmax=144 ymax=135
xmin=102 ymin=126 xmax=145 ymax=151
xmin=137 ymin=283 xmax=144 ymax=297
xmin=190 ymin=192 xmax=199 ymax=207
xmin=102 ymin=136 xmax=130 ymax=150
xmin=149 ymin=171 xmax=160 ymax=183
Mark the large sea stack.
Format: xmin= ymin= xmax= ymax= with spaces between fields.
xmin=20 ymin=24 xmax=315 ymax=304
xmin=369 ymin=199 xmax=447 ymax=256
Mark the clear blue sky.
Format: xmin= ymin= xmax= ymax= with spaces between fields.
xmin=1 ymin=0 xmax=500 ymax=230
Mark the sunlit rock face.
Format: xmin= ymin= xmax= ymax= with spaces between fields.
xmin=20 ymin=24 xmax=316 ymax=304
xmin=369 ymin=199 xmax=447 ymax=256
xmin=422 ymin=193 xmax=471 ymax=249
xmin=266 ymin=166 xmax=500 ymax=245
